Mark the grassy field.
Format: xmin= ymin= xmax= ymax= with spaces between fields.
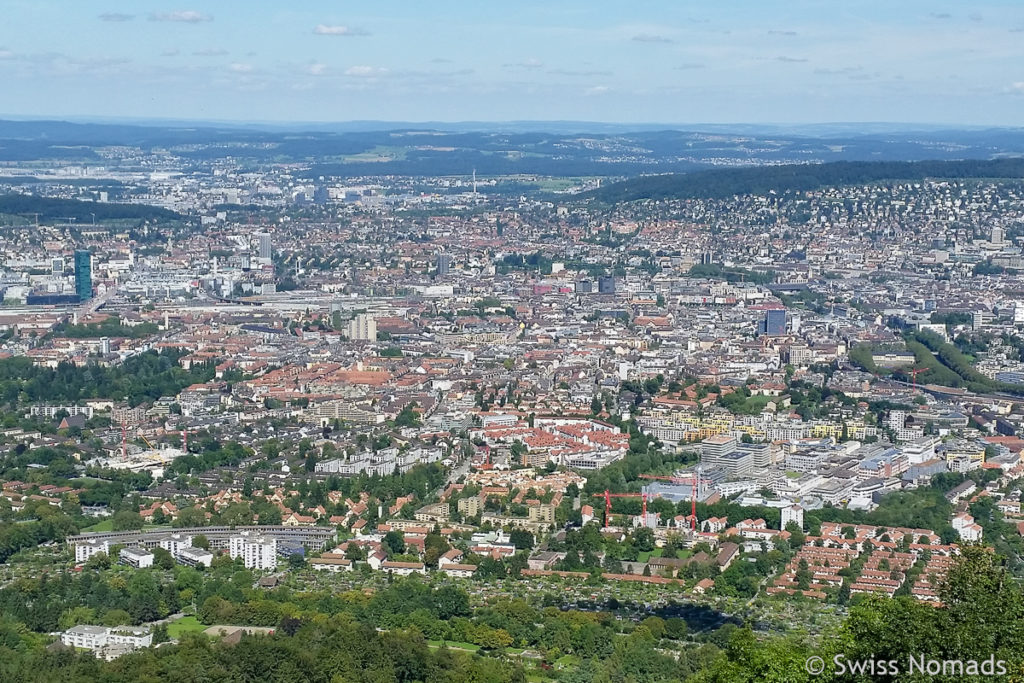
xmin=426 ymin=640 xmax=480 ymax=652
xmin=636 ymin=548 xmax=664 ymax=564
xmin=167 ymin=616 xmax=207 ymax=640
xmin=554 ymin=655 xmax=580 ymax=670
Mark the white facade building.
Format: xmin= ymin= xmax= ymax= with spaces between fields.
xmin=158 ymin=533 xmax=193 ymax=557
xmin=952 ymin=512 xmax=983 ymax=542
xmin=346 ymin=313 xmax=377 ymax=341
xmin=177 ymin=546 xmax=214 ymax=567
xmin=119 ymin=547 xmax=154 ymax=568
xmin=75 ymin=539 xmax=110 ymax=563
xmin=61 ymin=625 xmax=152 ymax=659
xmin=229 ymin=532 xmax=277 ymax=570
xmin=781 ymin=504 xmax=804 ymax=531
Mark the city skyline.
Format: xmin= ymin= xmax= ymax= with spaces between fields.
xmin=1 ymin=1 xmax=1023 ymax=125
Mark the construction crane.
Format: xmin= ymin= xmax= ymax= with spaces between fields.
xmin=905 ymin=367 xmax=927 ymax=390
xmin=592 ymin=490 xmax=647 ymax=529
xmin=639 ymin=468 xmax=712 ymax=530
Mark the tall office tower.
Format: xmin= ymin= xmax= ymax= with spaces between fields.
xmin=74 ymin=249 xmax=92 ymax=301
xmin=760 ymin=309 xmax=787 ymax=336
xmin=437 ymin=253 xmax=453 ymax=275
xmin=991 ymin=226 xmax=1005 ymax=246
xmin=258 ymin=232 xmax=272 ymax=260
xmin=598 ymin=276 xmax=616 ymax=294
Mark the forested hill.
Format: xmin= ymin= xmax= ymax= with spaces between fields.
xmin=0 ymin=194 xmax=181 ymax=223
xmin=585 ymin=158 xmax=1024 ymax=203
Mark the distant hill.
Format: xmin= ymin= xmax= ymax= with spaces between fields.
xmin=0 ymin=194 xmax=181 ymax=223
xmin=584 ymin=158 xmax=1024 ymax=203
xmin=5 ymin=119 xmax=1024 ymax=174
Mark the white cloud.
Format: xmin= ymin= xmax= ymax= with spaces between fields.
xmin=503 ymin=58 xmax=543 ymax=69
xmin=1007 ymin=82 xmax=1024 ymax=94
xmin=549 ymin=68 xmax=612 ymax=77
xmin=0 ymin=47 xmax=14 ymax=59
xmin=228 ymin=63 xmax=253 ymax=73
xmin=584 ymin=85 xmax=610 ymax=96
xmin=776 ymin=56 xmax=809 ymax=63
xmin=98 ymin=13 xmax=134 ymax=22
xmin=313 ymin=25 xmax=369 ymax=36
xmin=151 ymin=11 xmax=211 ymax=23
xmin=308 ymin=63 xmax=328 ymax=76
xmin=160 ymin=49 xmax=180 ymax=57
xmin=345 ymin=65 xmax=387 ymax=77
xmin=193 ymin=48 xmax=228 ymax=57
xmin=632 ymin=33 xmax=673 ymax=44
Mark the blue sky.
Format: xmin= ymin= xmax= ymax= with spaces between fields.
xmin=1 ymin=1 xmax=1023 ymax=125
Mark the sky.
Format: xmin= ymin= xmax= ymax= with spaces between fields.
xmin=1 ymin=1 xmax=1023 ymax=126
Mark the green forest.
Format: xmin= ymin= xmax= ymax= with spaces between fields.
xmin=0 ymin=194 xmax=181 ymax=224
xmin=0 ymin=546 xmax=1019 ymax=682
xmin=0 ymin=350 xmax=214 ymax=407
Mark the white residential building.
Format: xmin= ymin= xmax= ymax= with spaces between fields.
xmin=229 ymin=532 xmax=277 ymax=570
xmin=176 ymin=546 xmax=214 ymax=567
xmin=346 ymin=313 xmax=377 ymax=341
xmin=157 ymin=533 xmax=193 ymax=557
xmin=75 ymin=539 xmax=109 ymax=563
xmin=952 ymin=512 xmax=983 ymax=542
xmin=61 ymin=625 xmax=152 ymax=659
xmin=119 ymin=547 xmax=154 ymax=568
xmin=781 ymin=504 xmax=804 ymax=531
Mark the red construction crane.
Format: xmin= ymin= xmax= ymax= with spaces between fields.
xmin=592 ymin=490 xmax=647 ymax=529
xmin=905 ymin=367 xmax=927 ymax=390
xmin=639 ymin=471 xmax=712 ymax=530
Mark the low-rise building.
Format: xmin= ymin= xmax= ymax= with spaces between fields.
xmin=61 ymin=624 xmax=152 ymax=660
xmin=119 ymin=547 xmax=154 ymax=568
xmin=176 ymin=546 xmax=214 ymax=567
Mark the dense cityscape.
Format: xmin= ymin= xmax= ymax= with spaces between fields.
xmin=3 ymin=1 xmax=1024 ymax=679
xmin=0 ymin=126 xmax=1022 ymax=680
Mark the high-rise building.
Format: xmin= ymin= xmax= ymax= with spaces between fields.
xmin=346 ymin=313 xmax=377 ymax=341
xmin=781 ymin=504 xmax=804 ymax=531
xmin=229 ymin=532 xmax=277 ymax=570
xmin=598 ymin=276 xmax=616 ymax=295
xmin=437 ymin=253 xmax=453 ymax=275
xmin=991 ymin=226 xmax=1005 ymax=246
xmin=257 ymin=233 xmax=272 ymax=260
xmin=74 ymin=249 xmax=92 ymax=301
xmin=760 ymin=309 xmax=787 ymax=336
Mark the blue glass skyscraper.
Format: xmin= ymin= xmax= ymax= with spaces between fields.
xmin=75 ymin=249 xmax=92 ymax=301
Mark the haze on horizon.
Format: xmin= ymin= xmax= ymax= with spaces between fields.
xmin=1 ymin=0 xmax=1023 ymax=126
